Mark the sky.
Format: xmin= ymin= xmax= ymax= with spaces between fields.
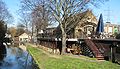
xmin=3 ymin=0 xmax=120 ymax=27
xmin=92 ymin=0 xmax=120 ymax=24
xmin=3 ymin=0 xmax=20 ymax=26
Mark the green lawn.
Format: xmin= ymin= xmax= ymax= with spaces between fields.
xmin=27 ymin=45 xmax=120 ymax=69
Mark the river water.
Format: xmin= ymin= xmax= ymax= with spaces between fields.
xmin=0 ymin=45 xmax=38 ymax=69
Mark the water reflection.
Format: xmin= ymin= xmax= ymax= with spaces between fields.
xmin=0 ymin=46 xmax=36 ymax=69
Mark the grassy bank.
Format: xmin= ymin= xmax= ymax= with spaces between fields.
xmin=27 ymin=45 xmax=120 ymax=69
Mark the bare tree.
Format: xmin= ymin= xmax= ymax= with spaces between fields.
xmin=48 ymin=0 xmax=107 ymax=54
xmin=16 ymin=23 xmax=26 ymax=36
xmin=0 ymin=0 xmax=12 ymax=42
xmin=8 ymin=27 xmax=17 ymax=38
xmin=31 ymin=4 xmax=49 ymax=37
xmin=18 ymin=10 xmax=31 ymax=32
xmin=0 ymin=0 xmax=12 ymax=23
xmin=20 ymin=0 xmax=50 ymax=39
xmin=20 ymin=0 xmax=107 ymax=54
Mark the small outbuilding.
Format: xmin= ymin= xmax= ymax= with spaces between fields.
xmin=19 ymin=33 xmax=31 ymax=45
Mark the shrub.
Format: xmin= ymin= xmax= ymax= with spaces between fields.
xmin=116 ymin=33 xmax=120 ymax=39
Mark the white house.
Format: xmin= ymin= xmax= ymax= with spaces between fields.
xmin=19 ymin=33 xmax=31 ymax=44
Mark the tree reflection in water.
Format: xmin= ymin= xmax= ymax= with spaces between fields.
xmin=0 ymin=46 xmax=36 ymax=69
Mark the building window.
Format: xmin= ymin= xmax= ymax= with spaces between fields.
xmin=20 ymin=38 xmax=22 ymax=41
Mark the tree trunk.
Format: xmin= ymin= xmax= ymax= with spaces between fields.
xmin=61 ymin=29 xmax=67 ymax=55
xmin=36 ymin=28 xmax=39 ymax=45
xmin=31 ymin=22 xmax=34 ymax=43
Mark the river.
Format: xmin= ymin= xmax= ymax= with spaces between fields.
xmin=0 ymin=45 xmax=38 ymax=69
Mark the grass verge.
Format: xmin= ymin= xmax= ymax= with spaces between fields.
xmin=27 ymin=45 xmax=120 ymax=69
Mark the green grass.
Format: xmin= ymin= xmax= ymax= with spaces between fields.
xmin=27 ymin=45 xmax=120 ymax=69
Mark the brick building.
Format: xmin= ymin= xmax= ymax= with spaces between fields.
xmin=104 ymin=22 xmax=120 ymax=36
xmin=54 ymin=10 xmax=98 ymax=38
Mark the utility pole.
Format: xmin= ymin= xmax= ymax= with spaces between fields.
xmin=105 ymin=7 xmax=111 ymax=23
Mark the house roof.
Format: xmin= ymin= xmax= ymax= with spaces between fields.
xmin=19 ymin=33 xmax=29 ymax=37
xmin=55 ymin=10 xmax=98 ymax=38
